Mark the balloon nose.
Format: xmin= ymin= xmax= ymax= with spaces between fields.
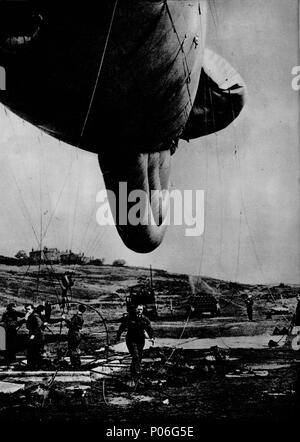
xmin=98 ymin=149 xmax=171 ymax=253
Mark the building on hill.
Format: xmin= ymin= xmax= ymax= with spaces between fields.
xmin=27 ymin=247 xmax=92 ymax=265
xmin=60 ymin=250 xmax=85 ymax=265
xmin=29 ymin=247 xmax=60 ymax=264
xmin=43 ymin=247 xmax=60 ymax=263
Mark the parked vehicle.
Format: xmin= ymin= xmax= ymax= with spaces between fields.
xmin=189 ymin=292 xmax=221 ymax=317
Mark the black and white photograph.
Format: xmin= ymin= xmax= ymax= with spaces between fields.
xmin=0 ymin=0 xmax=299 ymax=436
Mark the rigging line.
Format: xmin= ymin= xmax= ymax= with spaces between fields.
xmin=5 ymin=167 xmax=45 ymax=263
xmin=39 ymin=139 xmax=52 ymax=219
xmin=221 ymin=296 xmax=246 ymax=311
xmin=208 ymin=0 xmax=224 ymax=60
xmin=164 ymin=1 xmax=193 ymax=110
xmin=42 ymin=152 xmax=76 ymax=243
xmin=47 ymin=307 xmax=67 ymax=391
xmin=106 ymin=7 xmax=170 ymax=169
xmin=39 ymin=148 xmax=43 ymax=250
xmin=227 ymin=93 xmax=277 ymax=306
xmin=3 ymin=107 xmax=40 ymax=219
xmin=88 ymin=229 xmax=107 ymax=258
xmin=206 ymin=78 xmax=225 ymax=270
xmin=81 ymin=228 xmax=98 ymax=260
xmin=158 ymin=310 xmax=192 ymax=374
xmin=236 ymin=166 xmax=276 ymax=305
xmin=198 ymin=0 xmax=205 ymax=54
xmin=43 ymin=261 xmax=63 ymax=304
xmin=78 ymin=0 xmax=119 ymax=146
xmin=35 ymin=147 xmax=44 ymax=300
xmin=83 ymin=224 xmax=107 ymax=262
xmin=87 ymin=231 xmax=106 ymax=257
xmin=16 ymin=262 xmax=32 ymax=298
xmin=35 ymin=250 xmax=43 ymax=301
xmin=212 ymin=89 xmax=243 ymax=285
xmin=215 ymin=138 xmax=224 ymax=268
xmin=2 ymin=110 xmax=49 ymax=251
xmin=225 ymin=92 xmax=254 ymax=281
xmin=38 ymin=132 xmax=59 ymax=246
xmin=226 ymin=131 xmax=245 ymax=286
xmin=196 ymin=75 xmax=209 ymax=286
xmin=6 ymin=160 xmax=40 ymax=245
xmin=197 ymin=159 xmax=208 ymax=281
xmin=81 ymin=228 xmax=102 ymax=261
xmin=85 ymin=226 xmax=108 ymax=261
xmin=76 ymin=202 xmax=99 ymax=258
xmin=0 ymin=181 xmax=31 ymax=250
xmin=208 ymin=0 xmax=219 ymax=34
xmin=4 ymin=115 xmax=38 ymax=241
xmin=118 ymin=5 xmax=188 ymax=148
xmin=69 ymin=159 xmax=82 ymax=254
xmin=126 ymin=3 xmax=166 ymax=69
xmin=68 ymin=211 xmax=106 ymax=274
xmin=235 ymin=209 xmax=242 ymax=282
xmin=68 ymin=0 xmax=118 ymax=257
xmin=32 ymin=257 xmax=63 ymax=306
xmin=83 ymin=214 xmax=110 ymax=257
xmin=196 ymin=181 xmax=208 ymax=286
xmin=46 ymin=260 xmax=64 ymax=291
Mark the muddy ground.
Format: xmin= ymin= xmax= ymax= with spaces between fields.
xmin=0 ymin=264 xmax=300 ymax=435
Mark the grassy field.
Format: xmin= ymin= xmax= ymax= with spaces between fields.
xmin=0 ymin=263 xmax=300 ymax=428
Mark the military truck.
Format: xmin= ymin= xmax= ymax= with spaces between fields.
xmin=189 ymin=292 xmax=221 ymax=317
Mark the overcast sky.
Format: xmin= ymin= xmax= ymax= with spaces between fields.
xmin=0 ymin=0 xmax=299 ymax=284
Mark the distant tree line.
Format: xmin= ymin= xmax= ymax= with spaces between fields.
xmin=0 ymin=250 xmax=126 ymax=267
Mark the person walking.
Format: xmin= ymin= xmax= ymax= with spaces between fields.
xmin=116 ymin=304 xmax=154 ymax=383
xmin=62 ymin=305 xmax=86 ymax=368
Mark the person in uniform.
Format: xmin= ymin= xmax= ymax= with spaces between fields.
xmin=61 ymin=272 xmax=74 ymax=309
xmin=35 ymin=304 xmax=62 ymax=359
xmin=116 ymin=304 xmax=154 ymax=382
xmin=245 ymin=294 xmax=254 ymax=321
xmin=24 ymin=304 xmax=46 ymax=369
xmin=1 ymin=303 xmax=25 ymax=365
xmin=62 ymin=305 xmax=86 ymax=368
xmin=294 ymin=294 xmax=300 ymax=326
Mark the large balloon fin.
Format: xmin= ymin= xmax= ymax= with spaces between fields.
xmin=181 ymin=48 xmax=246 ymax=141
